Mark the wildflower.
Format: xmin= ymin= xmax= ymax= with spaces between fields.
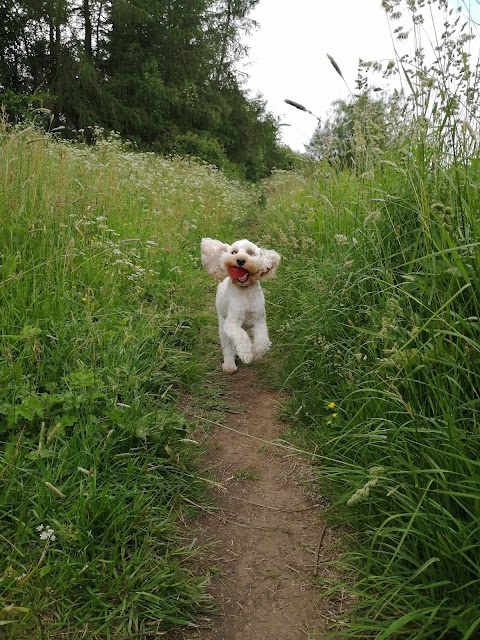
xmin=332 ymin=413 xmax=338 ymax=419
xmin=328 ymin=402 xmax=336 ymax=410
xmin=36 ymin=524 xmax=56 ymax=542
xmin=335 ymin=234 xmax=348 ymax=244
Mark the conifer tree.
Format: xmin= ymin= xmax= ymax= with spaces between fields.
xmin=0 ymin=0 xmax=291 ymax=179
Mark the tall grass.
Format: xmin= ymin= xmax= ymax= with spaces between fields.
xmin=0 ymin=123 xmax=256 ymax=638
xmin=260 ymin=2 xmax=480 ymax=637
xmin=2 ymin=2 xmax=480 ymax=637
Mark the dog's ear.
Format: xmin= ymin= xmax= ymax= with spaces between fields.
xmin=200 ymin=238 xmax=229 ymax=281
xmin=259 ymin=249 xmax=281 ymax=280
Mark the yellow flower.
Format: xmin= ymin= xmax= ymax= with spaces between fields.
xmin=328 ymin=402 xmax=336 ymax=410
xmin=332 ymin=413 xmax=338 ymax=419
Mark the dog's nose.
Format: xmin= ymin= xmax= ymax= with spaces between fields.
xmin=236 ymin=259 xmax=246 ymax=266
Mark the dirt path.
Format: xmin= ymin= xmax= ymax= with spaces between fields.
xmin=189 ymin=368 xmax=337 ymax=640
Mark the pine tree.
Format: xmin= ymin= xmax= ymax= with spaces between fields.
xmin=0 ymin=0 xmax=290 ymax=179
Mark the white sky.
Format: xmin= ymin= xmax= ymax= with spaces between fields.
xmin=241 ymin=0 xmax=480 ymax=151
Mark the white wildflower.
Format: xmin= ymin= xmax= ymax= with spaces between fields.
xmin=334 ymin=234 xmax=348 ymax=245
xmin=36 ymin=524 xmax=56 ymax=542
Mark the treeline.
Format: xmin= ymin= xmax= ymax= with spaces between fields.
xmin=0 ymin=0 xmax=295 ymax=179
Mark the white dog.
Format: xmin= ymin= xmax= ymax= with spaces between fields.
xmin=201 ymin=238 xmax=281 ymax=373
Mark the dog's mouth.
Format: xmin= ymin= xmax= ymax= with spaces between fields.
xmin=228 ymin=265 xmax=250 ymax=284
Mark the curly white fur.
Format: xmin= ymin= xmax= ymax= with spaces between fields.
xmin=201 ymin=238 xmax=281 ymax=373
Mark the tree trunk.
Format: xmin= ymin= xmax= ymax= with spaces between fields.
xmin=215 ymin=1 xmax=232 ymax=87
xmin=84 ymin=0 xmax=93 ymax=58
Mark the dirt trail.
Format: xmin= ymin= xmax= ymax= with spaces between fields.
xmin=190 ymin=368 xmax=336 ymax=640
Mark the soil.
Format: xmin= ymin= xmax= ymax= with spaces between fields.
xmin=187 ymin=367 xmax=340 ymax=640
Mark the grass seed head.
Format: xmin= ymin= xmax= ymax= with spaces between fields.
xmin=284 ymin=99 xmax=309 ymax=113
xmin=327 ymin=53 xmax=344 ymax=78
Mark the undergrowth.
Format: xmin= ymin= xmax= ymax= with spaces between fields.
xmin=260 ymin=2 xmax=480 ymax=637
xmin=0 ymin=123 xmax=255 ymax=638
xmin=2 ymin=2 xmax=480 ymax=638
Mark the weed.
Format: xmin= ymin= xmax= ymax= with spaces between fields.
xmin=233 ymin=468 xmax=259 ymax=482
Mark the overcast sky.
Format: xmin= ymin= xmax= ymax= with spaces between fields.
xmin=241 ymin=0 xmax=480 ymax=151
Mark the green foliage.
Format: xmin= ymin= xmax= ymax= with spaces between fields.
xmin=264 ymin=155 xmax=480 ymax=640
xmin=0 ymin=121 xmax=255 ymax=638
xmin=306 ymin=90 xmax=406 ymax=170
xmin=172 ymin=131 xmax=229 ymax=169
xmin=0 ymin=91 xmax=42 ymax=124
xmin=0 ymin=0 xmax=287 ymax=180
xmin=4 ymin=3 xmax=480 ymax=637
xmin=260 ymin=1 xmax=480 ymax=636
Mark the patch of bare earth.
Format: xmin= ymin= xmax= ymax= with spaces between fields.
xmin=186 ymin=367 xmax=341 ymax=640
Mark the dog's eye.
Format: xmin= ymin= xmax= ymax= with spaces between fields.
xmin=231 ymin=250 xmax=238 ymax=254
xmin=247 ymin=249 xmax=255 ymax=256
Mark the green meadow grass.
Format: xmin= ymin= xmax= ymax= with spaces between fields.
xmin=0 ymin=123 xmax=257 ymax=638
xmin=260 ymin=145 xmax=480 ymax=636
xmin=2 ymin=24 xmax=480 ymax=638
xmin=257 ymin=5 xmax=480 ymax=633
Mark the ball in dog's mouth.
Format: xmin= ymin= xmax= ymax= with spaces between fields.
xmin=228 ymin=265 xmax=250 ymax=284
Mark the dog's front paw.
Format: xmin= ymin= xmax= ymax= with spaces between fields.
xmin=222 ymin=362 xmax=238 ymax=374
xmin=253 ymin=339 xmax=271 ymax=360
xmin=238 ymin=348 xmax=253 ymax=365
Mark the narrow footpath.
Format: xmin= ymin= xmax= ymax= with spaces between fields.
xmin=189 ymin=368 xmax=341 ymax=640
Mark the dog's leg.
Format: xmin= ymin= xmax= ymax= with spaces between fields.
xmin=252 ymin=320 xmax=271 ymax=360
xmin=223 ymin=318 xmax=253 ymax=365
xmin=218 ymin=315 xmax=237 ymax=373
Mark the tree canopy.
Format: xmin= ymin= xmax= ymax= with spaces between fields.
xmin=0 ymin=0 xmax=295 ymax=179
